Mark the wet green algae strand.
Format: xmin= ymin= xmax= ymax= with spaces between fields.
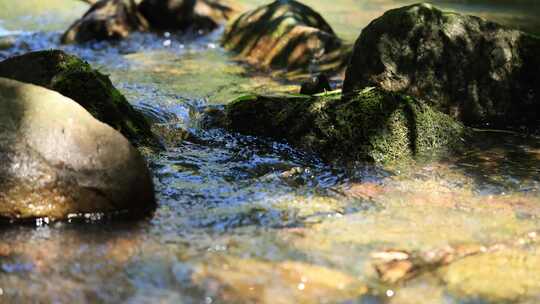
xmin=223 ymin=88 xmax=467 ymax=164
xmin=0 ymin=50 xmax=159 ymax=148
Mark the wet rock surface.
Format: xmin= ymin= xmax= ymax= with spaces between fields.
xmin=299 ymin=73 xmax=332 ymax=95
xmin=61 ymin=0 xmax=148 ymax=44
xmin=222 ymin=0 xmax=349 ymax=74
xmin=138 ymin=0 xmax=237 ymax=32
xmin=63 ymin=0 xmax=237 ymax=43
xmin=0 ymin=77 xmax=155 ymax=220
xmin=191 ymin=255 xmax=368 ymax=303
xmin=0 ymin=50 xmax=160 ymax=148
xmin=343 ymin=3 xmax=540 ymax=129
xmin=221 ymin=88 xmax=467 ymax=164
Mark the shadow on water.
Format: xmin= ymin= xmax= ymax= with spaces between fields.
xmin=453 ymin=130 xmax=540 ymax=194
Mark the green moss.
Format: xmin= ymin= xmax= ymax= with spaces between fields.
xmin=226 ymin=93 xmax=316 ymax=140
xmin=327 ymin=88 xmax=409 ymax=162
xmin=406 ymin=97 xmax=466 ymax=156
xmin=227 ymin=93 xmax=259 ymax=106
xmin=327 ymin=88 xmax=467 ymax=163
xmin=313 ymin=89 xmax=342 ymax=98
xmin=109 ymin=86 xmax=128 ymax=104
xmin=224 ymin=87 xmax=467 ymax=164
xmin=56 ymin=52 xmax=92 ymax=73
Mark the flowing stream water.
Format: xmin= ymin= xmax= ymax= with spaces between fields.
xmin=0 ymin=1 xmax=540 ymax=303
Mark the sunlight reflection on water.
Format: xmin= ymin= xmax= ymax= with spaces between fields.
xmin=0 ymin=1 xmax=539 ymax=303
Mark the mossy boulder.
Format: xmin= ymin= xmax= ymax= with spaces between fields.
xmin=343 ymin=3 xmax=540 ymax=129
xmin=138 ymin=0 xmax=237 ymax=33
xmin=0 ymin=50 xmax=160 ymax=148
xmin=221 ymin=88 xmax=467 ymax=164
xmin=62 ymin=0 xmax=148 ymax=44
xmin=222 ymin=0 xmax=349 ymax=74
xmin=0 ymin=77 xmax=155 ymax=220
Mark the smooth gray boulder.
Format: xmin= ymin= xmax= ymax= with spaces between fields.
xmin=342 ymin=3 xmax=540 ymax=128
xmin=0 ymin=77 xmax=156 ymax=220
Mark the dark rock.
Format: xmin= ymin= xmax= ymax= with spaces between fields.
xmin=222 ymin=0 xmax=349 ymax=74
xmin=0 ymin=36 xmax=15 ymax=50
xmin=138 ymin=0 xmax=237 ymax=32
xmin=0 ymin=77 xmax=155 ymax=220
xmin=222 ymin=88 xmax=467 ymax=164
xmin=342 ymin=3 xmax=540 ymax=128
xmin=300 ymin=74 xmax=332 ymax=95
xmin=61 ymin=0 xmax=149 ymax=44
xmin=0 ymin=50 xmax=160 ymax=148
xmin=200 ymin=106 xmax=228 ymax=129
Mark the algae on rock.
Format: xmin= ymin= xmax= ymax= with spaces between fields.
xmin=329 ymin=88 xmax=466 ymax=163
xmin=0 ymin=50 xmax=160 ymax=148
xmin=222 ymin=88 xmax=467 ymax=164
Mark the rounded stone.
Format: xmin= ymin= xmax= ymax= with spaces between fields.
xmin=0 ymin=77 xmax=156 ymax=220
xmin=342 ymin=3 xmax=540 ymax=128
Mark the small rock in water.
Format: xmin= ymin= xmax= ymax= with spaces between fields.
xmin=222 ymin=0 xmax=348 ymax=73
xmin=299 ymin=74 xmax=332 ymax=95
xmin=61 ymin=0 xmax=149 ymax=44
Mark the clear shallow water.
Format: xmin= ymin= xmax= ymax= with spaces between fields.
xmin=0 ymin=1 xmax=540 ymax=303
